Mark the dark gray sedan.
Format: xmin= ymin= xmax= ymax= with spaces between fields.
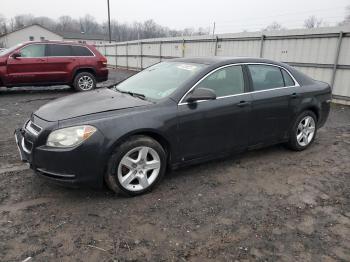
xmin=15 ymin=57 xmax=331 ymax=196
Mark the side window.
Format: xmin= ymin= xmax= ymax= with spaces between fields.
xmin=281 ymin=69 xmax=295 ymax=86
xmin=248 ymin=65 xmax=284 ymax=91
xmin=197 ymin=65 xmax=245 ymax=97
xmin=47 ymin=44 xmax=72 ymax=57
xmin=72 ymin=46 xmax=94 ymax=56
xmin=20 ymin=44 xmax=46 ymax=57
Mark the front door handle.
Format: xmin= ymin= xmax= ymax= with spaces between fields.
xmin=237 ymin=101 xmax=251 ymax=107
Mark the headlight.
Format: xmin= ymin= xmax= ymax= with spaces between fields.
xmin=46 ymin=125 xmax=97 ymax=148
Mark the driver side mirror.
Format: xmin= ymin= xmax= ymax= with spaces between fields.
xmin=11 ymin=51 xmax=21 ymax=59
xmin=186 ymin=87 xmax=216 ymax=103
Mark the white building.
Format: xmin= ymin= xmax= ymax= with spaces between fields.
xmin=0 ymin=24 xmax=113 ymax=48
xmin=0 ymin=24 xmax=63 ymax=48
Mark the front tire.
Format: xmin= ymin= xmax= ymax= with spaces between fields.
xmin=105 ymin=136 xmax=167 ymax=196
xmin=287 ymin=110 xmax=317 ymax=151
xmin=73 ymin=72 xmax=96 ymax=92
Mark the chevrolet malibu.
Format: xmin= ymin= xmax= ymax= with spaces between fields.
xmin=15 ymin=57 xmax=331 ymax=196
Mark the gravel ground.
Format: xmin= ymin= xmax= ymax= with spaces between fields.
xmin=0 ymin=69 xmax=349 ymax=262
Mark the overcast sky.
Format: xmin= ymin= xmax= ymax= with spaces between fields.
xmin=1 ymin=0 xmax=349 ymax=33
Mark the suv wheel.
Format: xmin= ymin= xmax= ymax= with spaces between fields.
xmin=105 ymin=136 xmax=167 ymax=196
xmin=287 ymin=110 xmax=317 ymax=151
xmin=73 ymin=72 xmax=96 ymax=92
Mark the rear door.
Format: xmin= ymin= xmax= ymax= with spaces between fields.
xmin=6 ymin=43 xmax=48 ymax=85
xmin=177 ymin=65 xmax=252 ymax=161
xmin=46 ymin=44 xmax=79 ymax=83
xmin=247 ymin=64 xmax=297 ymax=145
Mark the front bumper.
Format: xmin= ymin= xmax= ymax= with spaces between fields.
xmin=14 ymin=126 xmax=107 ymax=188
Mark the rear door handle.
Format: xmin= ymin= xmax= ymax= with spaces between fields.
xmin=291 ymin=92 xmax=299 ymax=99
xmin=237 ymin=101 xmax=251 ymax=107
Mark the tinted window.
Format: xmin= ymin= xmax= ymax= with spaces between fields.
xmin=20 ymin=44 xmax=45 ymax=57
xmin=48 ymin=44 xmax=72 ymax=56
xmin=282 ymin=69 xmax=295 ymax=86
xmin=198 ymin=65 xmax=244 ymax=97
xmin=72 ymin=46 xmax=94 ymax=56
xmin=248 ymin=65 xmax=284 ymax=91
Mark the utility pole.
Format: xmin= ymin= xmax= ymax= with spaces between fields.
xmin=212 ymin=22 xmax=216 ymax=36
xmin=107 ymin=0 xmax=112 ymax=43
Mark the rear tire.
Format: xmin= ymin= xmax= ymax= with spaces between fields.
xmin=105 ymin=136 xmax=167 ymax=196
xmin=287 ymin=110 xmax=317 ymax=151
xmin=73 ymin=72 xmax=96 ymax=92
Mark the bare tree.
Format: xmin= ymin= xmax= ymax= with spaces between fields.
xmin=263 ymin=22 xmax=284 ymax=31
xmin=33 ymin=16 xmax=56 ymax=30
xmin=338 ymin=5 xmax=350 ymax=25
xmin=0 ymin=14 xmax=7 ymax=35
xmin=304 ymin=16 xmax=323 ymax=28
xmin=56 ymin=16 xmax=80 ymax=32
xmin=79 ymin=14 xmax=101 ymax=34
xmin=12 ymin=14 xmax=34 ymax=30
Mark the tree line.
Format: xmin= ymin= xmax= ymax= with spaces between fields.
xmin=0 ymin=14 xmax=210 ymax=41
xmin=0 ymin=7 xmax=349 ymax=40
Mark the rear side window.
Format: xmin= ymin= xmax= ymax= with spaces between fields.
xmin=47 ymin=44 xmax=72 ymax=56
xmin=282 ymin=69 xmax=295 ymax=86
xmin=20 ymin=44 xmax=46 ymax=57
xmin=198 ymin=65 xmax=244 ymax=97
xmin=72 ymin=46 xmax=94 ymax=56
xmin=248 ymin=65 xmax=284 ymax=91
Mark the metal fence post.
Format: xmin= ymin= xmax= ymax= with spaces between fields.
xmin=126 ymin=42 xmax=129 ymax=70
xmin=259 ymin=35 xmax=265 ymax=58
xmin=115 ymin=44 xmax=118 ymax=68
xmin=140 ymin=41 xmax=143 ymax=70
xmin=330 ymin=31 xmax=343 ymax=89
xmin=159 ymin=41 xmax=162 ymax=62
xmin=182 ymin=39 xmax=185 ymax=57
xmin=214 ymin=36 xmax=219 ymax=56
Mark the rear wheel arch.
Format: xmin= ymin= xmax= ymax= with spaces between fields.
xmin=72 ymin=67 xmax=96 ymax=82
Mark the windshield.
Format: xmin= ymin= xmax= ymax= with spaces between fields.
xmin=114 ymin=62 xmax=206 ymax=100
xmin=0 ymin=44 xmax=22 ymax=56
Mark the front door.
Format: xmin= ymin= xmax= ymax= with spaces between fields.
xmin=6 ymin=43 xmax=48 ymax=85
xmin=177 ymin=65 xmax=252 ymax=161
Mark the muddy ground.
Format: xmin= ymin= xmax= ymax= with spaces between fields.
xmin=0 ymin=69 xmax=349 ymax=262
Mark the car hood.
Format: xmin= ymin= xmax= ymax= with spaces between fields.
xmin=34 ymin=88 xmax=152 ymax=121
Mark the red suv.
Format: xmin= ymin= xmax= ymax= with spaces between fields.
xmin=0 ymin=41 xmax=108 ymax=91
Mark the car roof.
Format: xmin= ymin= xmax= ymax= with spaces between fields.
xmin=170 ymin=56 xmax=285 ymax=67
xmin=20 ymin=40 xmax=91 ymax=46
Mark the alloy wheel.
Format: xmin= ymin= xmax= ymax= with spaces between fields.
xmin=117 ymin=146 xmax=161 ymax=192
xmin=296 ymin=116 xmax=316 ymax=147
xmin=78 ymin=75 xmax=94 ymax=90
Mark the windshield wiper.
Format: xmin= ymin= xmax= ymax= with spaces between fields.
xmin=114 ymin=87 xmax=147 ymax=100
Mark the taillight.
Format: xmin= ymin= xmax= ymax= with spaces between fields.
xmin=100 ymin=57 xmax=107 ymax=67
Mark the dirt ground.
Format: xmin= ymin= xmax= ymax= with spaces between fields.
xmin=0 ymin=69 xmax=349 ymax=262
